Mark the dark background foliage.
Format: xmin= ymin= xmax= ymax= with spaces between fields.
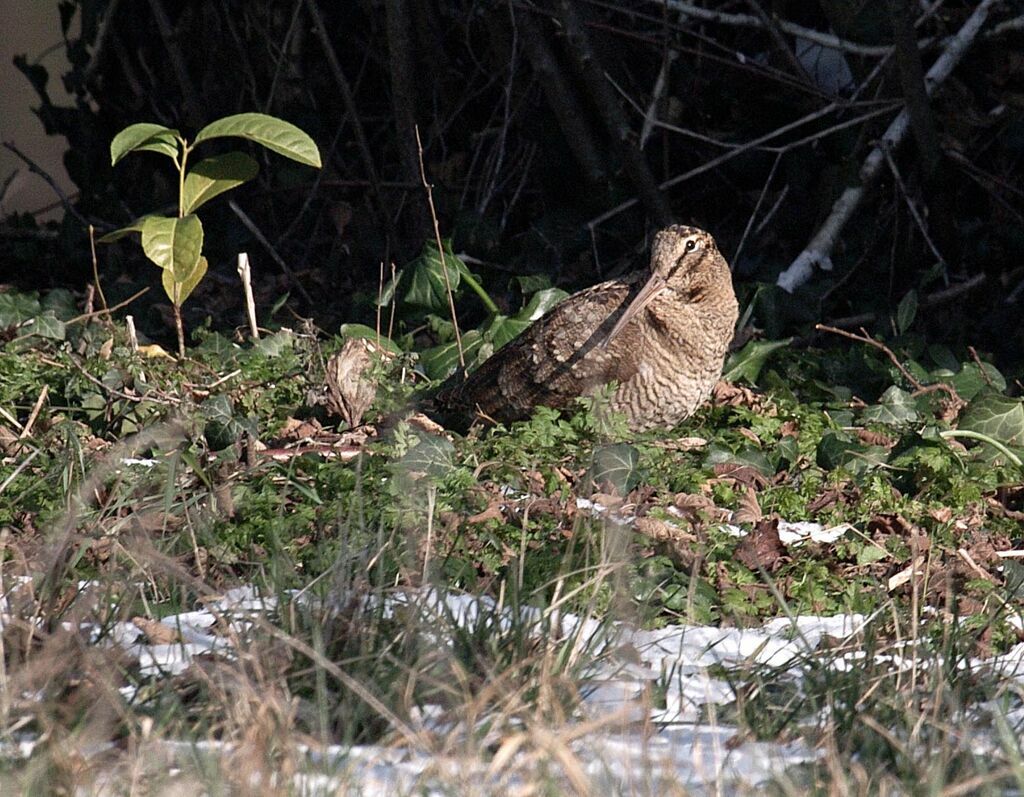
xmin=3 ymin=0 xmax=1023 ymax=371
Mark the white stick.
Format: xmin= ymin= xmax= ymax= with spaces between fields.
xmin=237 ymin=252 xmax=260 ymax=341
xmin=777 ymin=0 xmax=1000 ymax=293
xmin=125 ymin=314 xmax=139 ymax=352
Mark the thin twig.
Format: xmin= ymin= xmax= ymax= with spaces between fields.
xmin=819 ymin=273 xmax=987 ymax=330
xmin=882 ymin=147 xmax=946 ymax=269
xmin=555 ymin=0 xmax=673 ymax=225
xmin=88 ymin=224 xmax=110 ymax=318
xmin=66 ymin=355 xmax=179 ymax=406
xmin=227 ymin=200 xmax=314 ymax=306
xmin=415 ymin=126 xmax=465 ymax=372
xmin=967 ymin=346 xmax=996 ymax=388
xmin=777 ymin=0 xmax=999 ymax=292
xmin=661 ymin=0 xmax=922 ymax=56
xmin=146 ymin=0 xmax=204 ymax=127
xmin=733 ymin=152 xmax=782 ymax=265
xmin=18 ymin=386 xmax=48 ymax=442
xmin=588 ymin=100 xmax=863 ymax=229
xmin=815 ymin=324 xmax=964 ymax=410
xmin=8 ymin=288 xmax=150 ymax=348
xmin=816 ymin=324 xmax=926 ymax=390
xmin=303 ymin=0 xmax=394 ymax=247
xmin=65 ymin=287 xmax=149 ymax=327
xmin=2 ymin=141 xmax=89 ymax=228
xmin=744 ymin=0 xmax=810 ymax=83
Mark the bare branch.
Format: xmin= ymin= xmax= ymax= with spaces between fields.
xmin=554 ymin=0 xmax=673 ymax=226
xmin=777 ymin=0 xmax=999 ymax=293
xmin=661 ymin=0 xmax=913 ymax=56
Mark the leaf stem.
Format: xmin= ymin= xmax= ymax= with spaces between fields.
xmin=940 ymin=430 xmax=1023 ymax=467
xmin=460 ymin=269 xmax=500 ymax=315
xmin=177 ymin=138 xmax=190 ymax=218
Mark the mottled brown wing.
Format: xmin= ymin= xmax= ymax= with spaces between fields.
xmin=429 ymin=272 xmax=646 ymax=430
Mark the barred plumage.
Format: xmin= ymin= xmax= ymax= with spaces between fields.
xmin=428 ymin=225 xmax=738 ymax=432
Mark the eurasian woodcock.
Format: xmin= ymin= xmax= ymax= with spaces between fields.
xmin=429 ymin=225 xmax=738 ymax=432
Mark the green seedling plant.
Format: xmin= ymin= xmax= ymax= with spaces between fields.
xmin=101 ymin=113 xmax=322 ymax=357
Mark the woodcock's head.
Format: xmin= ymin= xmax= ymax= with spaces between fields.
xmin=602 ymin=225 xmax=733 ymax=346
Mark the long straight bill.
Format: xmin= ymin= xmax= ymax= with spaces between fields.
xmin=599 ymin=273 xmax=667 ymax=348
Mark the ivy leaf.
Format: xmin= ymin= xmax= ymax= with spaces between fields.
xmin=193 ymin=113 xmax=321 ymax=168
xmin=515 ymin=287 xmax=568 ymax=322
xmin=958 ymin=393 xmax=1024 ymax=446
xmin=20 ymin=311 xmax=66 ymax=341
xmin=419 ymin=329 xmax=483 ymax=381
xmin=586 ymin=444 xmax=640 ymax=495
xmin=0 ymin=293 xmax=42 ymax=326
xmin=861 ymin=385 xmax=919 ymax=425
xmin=393 ymin=433 xmax=454 ymax=480
xmin=480 ymin=314 xmax=522 ymax=350
xmin=931 ymin=362 xmax=1006 ymax=401
xmin=707 ymin=445 xmax=774 ymax=476
xmin=722 ymin=338 xmax=791 ymax=384
xmin=403 ymin=241 xmax=470 ymax=313
xmin=181 ymin=151 xmax=259 ymax=214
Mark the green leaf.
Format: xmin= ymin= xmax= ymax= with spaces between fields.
xmin=512 ymin=274 xmax=553 ymax=295
xmin=141 ymin=215 xmax=203 ymax=279
xmin=896 ymin=290 xmax=918 ymax=334
xmin=722 ymin=338 xmax=792 ymax=384
xmin=181 ymin=151 xmax=259 ymax=214
xmin=958 ymin=393 xmax=1024 ymax=446
xmin=515 ymin=287 xmax=569 ymax=323
xmin=711 ymin=446 xmax=774 ymax=476
xmin=161 ymin=255 xmax=208 ymax=306
xmin=483 ymin=315 xmax=527 ymax=351
xmin=816 ymin=432 xmax=863 ymax=471
xmin=861 ymin=385 xmax=919 ymax=424
xmin=403 ymin=241 xmax=470 ymax=313
xmin=193 ymin=113 xmax=321 ymax=168
xmin=98 ymin=215 xmax=158 ymax=243
xmin=856 ymin=544 xmax=889 ymax=566
xmin=931 ymin=362 xmax=1006 ymax=401
xmin=393 ymin=433 xmax=454 ymax=480
xmin=200 ymin=394 xmax=237 ymax=451
xmin=586 ymin=443 xmax=640 ymax=494
xmin=252 ymin=330 xmax=296 ymax=357
xmin=419 ymin=329 xmax=483 ymax=381
xmin=0 ymin=293 xmax=42 ymax=326
xmin=21 ymin=311 xmax=66 ymax=341
xmin=340 ymin=323 xmax=402 ymax=355
xmin=110 ymin=123 xmax=180 ymax=165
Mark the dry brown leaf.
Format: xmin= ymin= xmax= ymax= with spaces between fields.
xmin=779 ymin=420 xmax=799 ymax=438
xmin=734 ymin=519 xmax=785 ymax=571
xmin=732 ymin=487 xmax=762 ymax=525
xmin=132 ymin=616 xmax=179 ymax=645
xmin=635 ymin=516 xmax=699 ymax=567
xmin=857 ymin=429 xmax=896 ymax=448
xmin=673 ymin=492 xmax=730 ymax=523
xmin=467 ymin=501 xmax=505 ymax=525
xmin=325 ymin=338 xmax=378 ymax=429
xmin=711 ymin=463 xmax=770 ymax=488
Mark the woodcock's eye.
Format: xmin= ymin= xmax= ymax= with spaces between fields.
xmin=684 ymin=239 xmax=697 ymax=253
